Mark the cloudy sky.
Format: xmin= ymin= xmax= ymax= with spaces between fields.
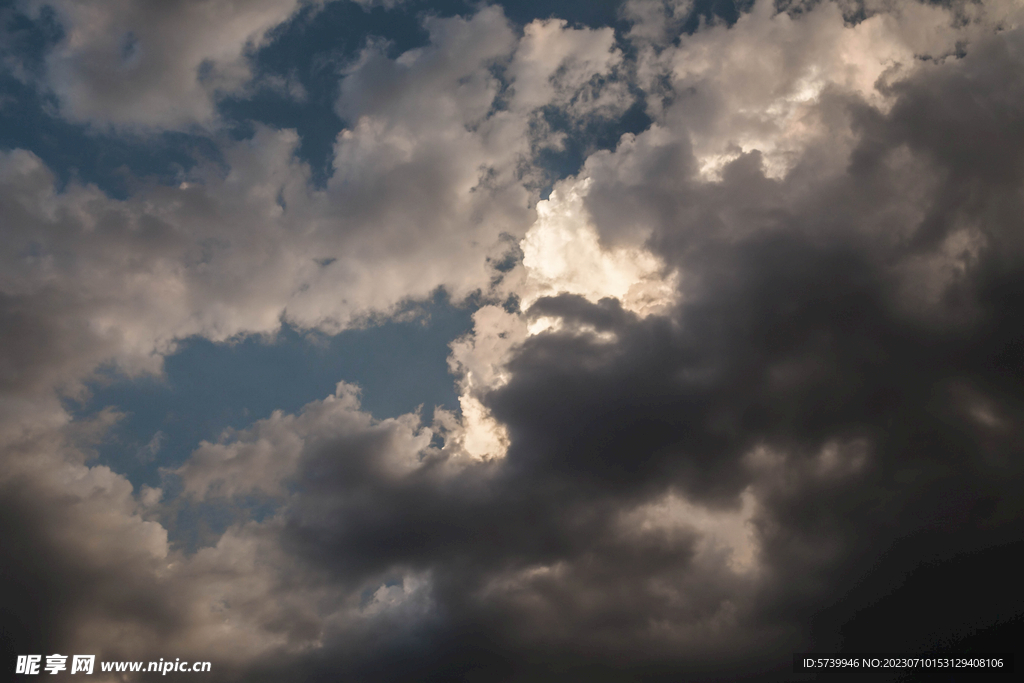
xmin=2 ymin=0 xmax=1023 ymax=680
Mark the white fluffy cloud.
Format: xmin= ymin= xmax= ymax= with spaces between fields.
xmin=631 ymin=0 xmax=1014 ymax=179
xmin=0 ymin=4 xmax=639 ymax=469
xmin=1 ymin=5 xmax=639 ymax=397
xmin=21 ymin=0 xmax=331 ymax=129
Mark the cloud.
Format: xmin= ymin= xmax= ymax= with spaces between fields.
xmin=136 ymin=430 xmax=165 ymax=463
xmin=155 ymin=363 xmax=774 ymax=679
xmin=630 ymin=0 xmax=1001 ymax=179
xmin=508 ymin=16 xmax=626 ymax=116
xmin=518 ymin=177 xmax=678 ymax=315
xmin=20 ymin=0 xmax=330 ymax=130
xmin=3 ymin=1 xmax=1024 ymax=681
xmin=0 ymin=384 xmax=439 ymax=678
xmin=0 ymin=4 xmax=638 ymax=391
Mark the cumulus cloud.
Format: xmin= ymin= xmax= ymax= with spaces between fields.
xmin=0 ymin=4 xmax=638 ymax=394
xmin=508 ymin=16 xmax=627 ymax=117
xmin=631 ymin=0 xmax=1007 ymax=179
xmin=3 ymin=1 xmax=1024 ymax=681
xmin=19 ymin=0 xmax=333 ymax=130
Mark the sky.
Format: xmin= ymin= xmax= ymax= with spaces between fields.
xmin=1 ymin=0 xmax=1023 ymax=681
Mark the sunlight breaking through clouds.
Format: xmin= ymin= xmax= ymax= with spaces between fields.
xmin=520 ymin=177 xmax=680 ymax=315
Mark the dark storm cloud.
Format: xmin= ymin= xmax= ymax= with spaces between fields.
xmin=0 ymin=460 xmax=194 ymax=676
xmin=241 ymin=14 xmax=1024 ymax=681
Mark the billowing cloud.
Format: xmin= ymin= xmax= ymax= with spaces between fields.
xmin=3 ymin=1 xmax=1024 ymax=681
xmin=19 ymin=0 xmax=333 ymax=130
